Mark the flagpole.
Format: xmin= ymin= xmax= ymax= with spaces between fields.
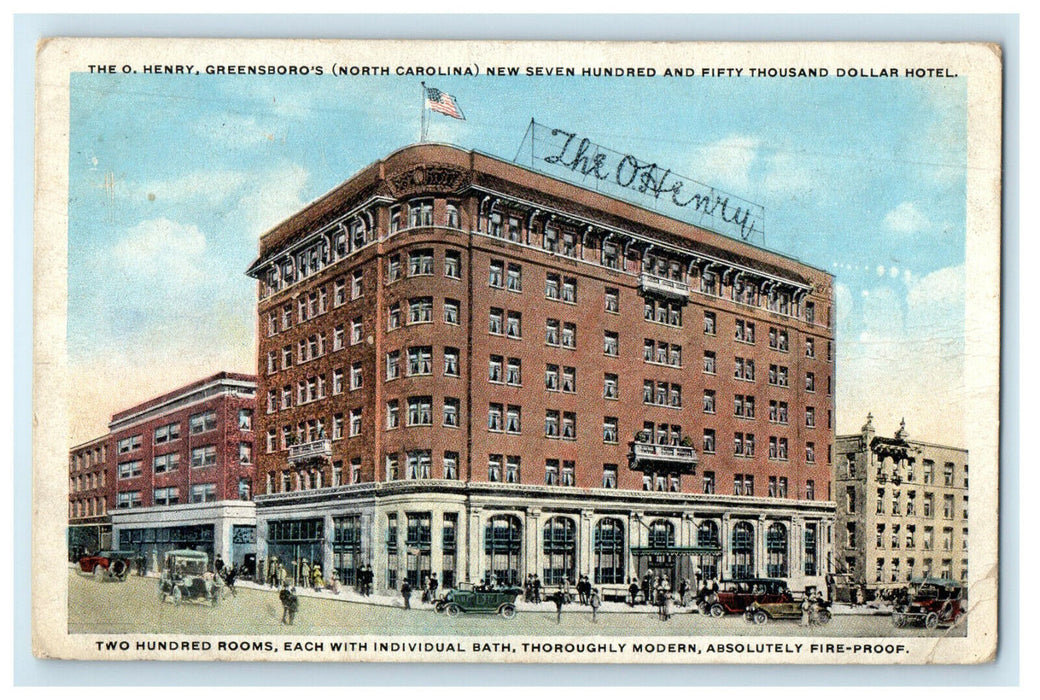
xmin=419 ymin=82 xmax=426 ymax=143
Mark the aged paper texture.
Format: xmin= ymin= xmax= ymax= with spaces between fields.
xmin=33 ymin=38 xmax=1001 ymax=664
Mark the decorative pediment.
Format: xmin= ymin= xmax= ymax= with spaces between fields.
xmin=386 ymin=164 xmax=470 ymax=198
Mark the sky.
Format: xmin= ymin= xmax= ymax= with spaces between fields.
xmin=67 ymin=70 xmax=968 ymax=446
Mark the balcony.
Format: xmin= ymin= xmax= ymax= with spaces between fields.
xmin=630 ymin=442 xmax=698 ymax=475
xmin=639 ymin=273 xmax=690 ymax=301
xmin=288 ymin=439 xmax=332 ymax=465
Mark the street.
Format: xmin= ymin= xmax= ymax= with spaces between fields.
xmin=68 ymin=569 xmax=965 ymax=638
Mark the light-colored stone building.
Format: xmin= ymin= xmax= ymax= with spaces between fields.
xmin=834 ymin=415 xmax=968 ymax=592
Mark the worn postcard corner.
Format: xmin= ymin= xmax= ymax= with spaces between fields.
xmin=33 ymin=38 xmax=1001 ymax=664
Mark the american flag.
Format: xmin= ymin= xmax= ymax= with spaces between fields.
xmin=425 ymin=86 xmax=465 ymax=120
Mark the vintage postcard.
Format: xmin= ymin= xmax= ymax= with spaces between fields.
xmin=33 ymin=39 xmax=1001 ymax=664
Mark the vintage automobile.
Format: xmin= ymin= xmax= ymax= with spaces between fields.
xmin=158 ymin=549 xmax=222 ymax=607
xmin=698 ymin=578 xmax=793 ymax=617
xmin=892 ymin=578 xmax=966 ymax=629
xmin=745 ymin=597 xmax=832 ymax=625
xmin=77 ymin=549 xmax=137 ymax=581
xmin=436 ymin=583 xmax=522 ymax=619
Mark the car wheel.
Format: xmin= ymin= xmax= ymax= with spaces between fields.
xmin=110 ymin=560 xmax=128 ymax=580
xmin=445 ymin=603 xmax=461 ymax=618
xmin=753 ymin=610 xmax=768 ymax=625
xmin=93 ymin=565 xmax=105 ymax=581
xmin=434 ymin=601 xmax=446 ymax=614
xmin=172 ymin=588 xmax=182 ymax=606
xmin=925 ymin=612 xmax=939 ymax=629
xmin=818 ymin=610 xmax=832 ymax=626
xmin=892 ymin=612 xmax=905 ymax=628
xmin=499 ymin=604 xmax=517 ymax=620
xmin=709 ymin=603 xmax=725 ymax=618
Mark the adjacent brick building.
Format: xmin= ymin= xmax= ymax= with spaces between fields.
xmin=834 ymin=415 xmax=969 ymax=591
xmin=247 ymin=143 xmax=837 ymax=596
xmin=68 ymin=435 xmax=112 ymax=560
xmin=67 ymin=372 xmax=259 ymax=570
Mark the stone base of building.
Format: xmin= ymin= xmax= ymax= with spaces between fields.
xmin=111 ymin=500 xmax=256 ymax=575
xmin=254 ymin=481 xmax=835 ymax=598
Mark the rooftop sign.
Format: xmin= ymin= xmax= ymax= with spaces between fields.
xmin=516 ymin=121 xmax=765 ymax=247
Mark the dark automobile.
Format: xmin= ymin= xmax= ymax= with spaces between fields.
xmin=77 ymin=549 xmax=137 ymax=581
xmin=699 ymin=578 xmax=793 ymax=617
xmin=745 ymin=597 xmax=832 ymax=625
xmin=436 ymin=583 xmax=522 ymax=619
xmin=892 ymin=578 xmax=966 ymax=629
xmin=158 ymin=550 xmax=222 ymax=607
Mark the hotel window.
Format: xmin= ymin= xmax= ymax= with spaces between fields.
xmin=734 ymin=394 xmax=755 ymax=418
xmin=603 ymin=417 xmax=618 ymax=444
xmin=267 ymin=312 xmax=278 ymax=337
xmin=507 ymin=358 xmax=522 ymax=386
xmin=238 ymin=408 xmax=253 ymax=431
xmin=407 ymin=347 xmax=432 ymax=376
xmin=769 ymin=327 xmax=789 ymax=351
xmin=409 ymin=249 xmax=434 ymax=276
xmin=769 ymin=364 xmax=789 ymax=387
xmin=545 ymin=319 xmax=560 ymax=345
xmin=544 ymin=459 xmax=559 ymax=486
xmin=266 ymin=351 xmax=277 ymax=374
xmin=806 ymin=442 xmax=816 ymax=463
xmin=349 ymin=362 xmax=363 ymax=390
xmin=604 ymin=374 xmax=618 ymax=400
xmin=386 ymin=454 xmax=400 ymax=481
xmin=805 ymin=372 xmax=816 ymax=392
xmin=703 ymin=429 xmax=716 ymax=454
xmin=446 ymin=204 xmax=461 ymax=229
xmin=702 ymin=471 xmax=716 ymax=494
xmin=487 ymin=455 xmax=502 ymax=482
xmin=444 ymin=347 xmax=460 ymax=376
xmin=805 ymin=479 xmax=816 ymax=500
xmin=153 ymin=453 xmax=180 ymax=474
xmin=332 ymin=413 xmax=345 ymax=440
xmin=700 ymin=272 xmax=717 ymax=295
xmin=190 ymin=446 xmax=217 ymax=468
xmin=561 ymin=367 xmax=576 ymax=393
xmin=282 ymin=303 xmax=293 ymax=330
xmin=117 ymin=491 xmax=142 ymax=509
xmin=409 ymin=200 xmax=433 ymax=227
xmin=443 ymin=451 xmax=459 ymax=480
xmin=505 ymin=405 xmax=522 ymax=434
xmin=602 ymin=241 xmax=619 ymax=268
xmin=506 ymin=456 xmax=521 ymax=483
xmin=239 ymin=442 xmax=252 ymax=465
xmin=561 ymin=231 xmax=577 ymax=257
xmin=561 ymin=461 xmax=575 ymax=486
xmin=283 ymin=345 xmax=293 ymax=368
xmin=805 ymin=407 xmax=816 ymax=428
xmin=281 ymin=385 xmax=292 ymax=409
xmin=702 ymin=351 xmax=717 ymax=375
xmin=386 ymin=400 xmax=400 ymax=429
xmin=490 ymin=308 xmax=504 ymax=335
xmin=386 ymin=351 xmax=400 ymax=380
xmin=406 ymin=397 xmax=432 ymax=427
xmin=387 ymin=255 xmax=401 ymax=282
xmin=349 ymin=408 xmax=363 ymax=436
xmin=351 ymin=269 xmax=364 ymax=299
xmin=506 ymin=311 xmax=522 ymax=338
xmin=805 ymin=301 xmax=816 ymax=324
xmin=409 ymin=297 xmax=433 ymax=324
xmin=387 ymin=304 xmax=401 ymax=331
xmin=562 ymin=323 xmax=576 ymax=348
xmin=703 ymin=390 xmax=716 ymax=414
xmin=944 ymin=494 xmax=955 ymax=519
xmin=265 ymin=430 xmax=276 ymax=453
xmin=944 ymin=463 xmax=955 ymax=486
xmin=703 ymin=311 xmax=716 ymax=335
xmin=735 ymin=319 xmax=755 ymax=344
xmin=561 ymin=277 xmax=577 ymax=303
xmin=489 ymin=260 xmax=504 ymax=288
xmin=545 ymin=410 xmax=560 ymax=438
xmin=605 ymin=287 xmax=619 ymax=313
xmin=406 ymin=450 xmax=432 ymax=479
xmin=488 ymin=355 xmax=504 ymax=383
xmin=600 ymin=331 xmax=619 ymax=356
xmin=506 ymin=216 xmax=522 ymax=242
xmin=444 ymin=250 xmax=461 ymax=278
xmin=543 ymin=225 xmax=558 ymax=252
xmin=562 ymin=412 xmax=576 ymax=440
xmin=488 ymin=403 xmax=504 ymax=432
xmin=506 ymin=264 xmax=523 ymax=292
xmin=488 ymin=212 xmax=503 ymax=236
xmin=545 ymin=364 xmax=559 ymax=391
xmin=602 ymin=464 xmax=618 ymax=489
xmin=443 ymin=298 xmax=460 ymax=325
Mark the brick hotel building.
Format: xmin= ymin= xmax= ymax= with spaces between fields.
xmin=67 ymin=372 xmax=259 ymax=570
xmin=246 ymin=143 xmax=836 ymax=597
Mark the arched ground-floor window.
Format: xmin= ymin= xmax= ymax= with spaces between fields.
xmin=543 ymin=516 xmax=576 ymax=586
xmin=730 ymin=521 xmax=755 ymax=579
xmin=484 ymin=514 xmax=522 ymax=586
xmin=594 ymin=518 xmax=625 ymax=585
xmin=766 ymin=522 xmax=788 ymax=578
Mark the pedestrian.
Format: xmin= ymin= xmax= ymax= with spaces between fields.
xmin=214 ymin=555 xmax=225 ymax=576
xmin=628 ymin=579 xmax=640 ymax=607
xmin=301 ymin=559 xmax=311 ymax=589
xmin=577 ymin=575 xmax=588 ymax=605
xmin=312 ymin=564 xmax=324 ymax=591
xmin=429 ymin=573 xmax=439 ymax=603
xmin=551 ymin=588 xmax=565 ymax=624
xmin=533 ymin=576 xmax=542 ymax=604
xmin=287 ymin=587 xmax=299 ymax=625
xmin=224 ymin=565 xmax=238 ymax=596
xmin=401 ymin=580 xmax=412 ymax=609
xmin=800 ymin=592 xmax=812 ymax=626
xmin=421 ymin=575 xmax=431 ymax=603
xmin=278 ymin=563 xmax=288 ymax=589
xmin=663 ymin=591 xmax=674 ymax=621
xmin=329 ymin=568 xmax=340 ymax=594
xmin=679 ymin=578 xmax=690 ymax=607
xmin=590 ymin=587 xmax=601 ymax=623
xmin=279 ymin=585 xmax=292 ymax=624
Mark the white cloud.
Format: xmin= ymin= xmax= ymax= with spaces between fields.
xmin=236 ymin=164 xmax=311 ymax=237
xmin=883 ymin=201 xmax=931 ymax=233
xmin=111 ymin=218 xmax=207 ymax=284
xmin=760 ymin=149 xmax=817 ymax=198
xmin=692 ymin=135 xmax=761 ymax=193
